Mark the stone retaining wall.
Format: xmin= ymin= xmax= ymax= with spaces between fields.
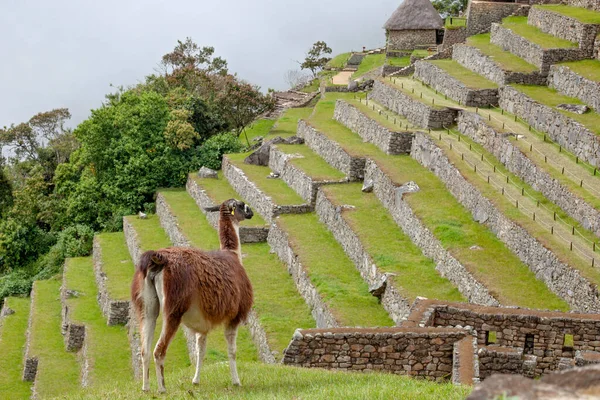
xmin=442 ymin=27 xmax=468 ymax=50
xmin=466 ymin=1 xmax=529 ymax=36
xmin=490 ymin=23 xmax=587 ymax=74
xmin=548 ymin=65 xmax=600 ymax=112
xmin=92 ymin=238 xmax=130 ymax=326
xmin=387 ymin=29 xmax=436 ymax=51
xmin=529 ymin=6 xmax=600 ymax=54
xmin=411 ymin=131 xmax=600 ymax=312
xmin=370 ymin=80 xmax=458 ymax=129
xmin=333 ymin=100 xmax=414 ymax=155
xmin=268 ymin=145 xmax=347 ymax=204
xmin=282 ymin=327 xmax=475 ymax=382
xmin=499 ymin=85 xmax=600 ymax=168
xmin=568 ymin=0 xmax=600 ymax=12
xmin=452 ymin=44 xmax=547 ymax=86
xmin=458 ymin=111 xmax=600 ymax=238
xmin=414 ymin=61 xmax=499 ymax=107
xmin=364 ymin=159 xmax=498 ymax=306
xmin=222 ymin=156 xmax=313 ymax=223
xmin=296 ymin=120 xmax=365 ymax=180
xmin=315 ymin=189 xmax=410 ymax=324
xmin=267 ymin=222 xmax=340 ymax=328
xmin=478 ymin=346 xmax=524 ymax=378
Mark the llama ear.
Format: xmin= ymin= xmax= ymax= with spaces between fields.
xmin=204 ymin=205 xmax=220 ymax=212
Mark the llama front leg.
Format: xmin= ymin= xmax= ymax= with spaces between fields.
xmin=225 ymin=324 xmax=241 ymax=386
xmin=153 ymin=314 xmax=181 ymax=393
xmin=192 ymin=332 xmax=207 ymax=385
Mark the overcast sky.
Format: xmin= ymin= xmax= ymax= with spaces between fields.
xmin=0 ymin=0 xmax=399 ymax=130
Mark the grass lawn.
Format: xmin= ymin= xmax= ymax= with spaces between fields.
xmin=429 ymin=60 xmax=498 ymax=89
xmin=269 ymin=107 xmax=314 ymax=139
xmin=513 ymin=85 xmax=600 ymax=135
xmin=346 ymin=97 xmax=418 ymax=132
xmin=412 ymin=49 xmax=431 ymax=58
xmin=326 ymin=52 xmax=351 ymax=69
xmin=466 ymin=34 xmax=539 ymax=73
xmin=96 ymin=232 xmax=134 ymax=301
xmin=322 ymin=184 xmax=464 ymax=302
xmin=241 ymin=119 xmax=275 ymax=145
xmin=0 ymin=297 xmax=32 ymax=399
xmin=445 ymin=16 xmax=467 ymax=29
xmin=559 ymin=59 xmax=600 ymax=82
xmin=188 ymin=174 xmax=267 ymax=228
xmin=65 ymin=361 xmax=472 ymax=399
xmin=64 ymin=257 xmax=133 ymax=385
xmin=226 ymin=154 xmax=306 ymax=205
xmin=301 ymin=78 xmax=320 ymax=93
xmin=278 ymin=213 xmax=394 ymax=327
xmin=387 ymin=56 xmax=411 ymax=67
xmin=352 ymin=54 xmax=386 ymax=79
xmin=158 ymin=190 xmax=315 ymax=359
xmin=536 ymin=4 xmax=600 ymax=24
xmin=28 ymin=279 xmax=81 ymax=398
xmin=275 ymin=144 xmax=347 ymax=181
xmin=502 ymin=16 xmax=578 ymax=48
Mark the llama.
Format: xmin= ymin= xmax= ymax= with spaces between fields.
xmin=131 ymin=199 xmax=254 ymax=392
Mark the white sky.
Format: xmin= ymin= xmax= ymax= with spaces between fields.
xmin=0 ymin=0 xmax=399 ymax=129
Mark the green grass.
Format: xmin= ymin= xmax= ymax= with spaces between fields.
xmin=188 ymin=173 xmax=267 ymax=227
xmin=64 ymin=257 xmax=133 ymax=385
xmin=96 ymin=232 xmax=134 ymax=301
xmin=326 ymin=52 xmax=352 ymax=69
xmin=226 ymin=154 xmax=306 ymax=205
xmin=0 ymin=297 xmax=32 ymax=399
xmin=412 ymin=49 xmax=431 ymax=58
xmin=513 ymin=85 xmax=600 ymax=135
xmin=536 ymin=4 xmax=600 ymax=24
xmin=429 ymin=60 xmax=498 ymax=89
xmin=502 ymin=16 xmax=578 ymax=48
xmin=28 ymin=279 xmax=81 ymax=398
xmin=275 ymin=144 xmax=347 ymax=181
xmin=352 ymin=54 xmax=386 ymax=80
xmin=242 ymin=119 xmax=276 ymax=145
xmin=387 ymin=56 xmax=411 ymax=67
xmin=269 ymin=107 xmax=314 ymax=139
xmin=466 ymin=34 xmax=539 ymax=73
xmin=64 ymin=361 xmax=472 ymax=399
xmin=445 ymin=16 xmax=466 ymax=29
xmin=559 ymin=59 xmax=600 ymax=82
xmin=278 ymin=213 xmax=394 ymax=327
xmin=322 ymin=184 xmax=464 ymax=302
xmin=346 ymin=97 xmax=417 ymax=132
xmin=301 ymin=79 xmax=320 ymax=93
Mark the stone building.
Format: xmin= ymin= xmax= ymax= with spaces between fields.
xmin=384 ymin=0 xmax=444 ymax=51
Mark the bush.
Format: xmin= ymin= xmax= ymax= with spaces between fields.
xmin=195 ymin=132 xmax=243 ymax=170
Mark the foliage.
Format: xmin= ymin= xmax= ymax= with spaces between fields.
xmin=300 ymin=41 xmax=332 ymax=78
xmin=0 ymin=165 xmax=12 ymax=219
xmin=195 ymin=132 xmax=243 ymax=170
xmin=432 ymin=0 xmax=468 ymax=17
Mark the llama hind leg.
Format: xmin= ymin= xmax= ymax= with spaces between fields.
xmin=192 ymin=332 xmax=207 ymax=385
xmin=153 ymin=314 xmax=181 ymax=393
xmin=140 ymin=305 xmax=158 ymax=391
xmin=225 ymin=324 xmax=241 ymax=386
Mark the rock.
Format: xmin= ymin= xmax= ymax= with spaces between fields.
xmin=348 ymin=80 xmax=359 ymax=91
xmin=266 ymin=172 xmax=280 ymax=179
xmin=198 ymin=166 xmax=218 ymax=179
xmin=359 ymin=79 xmax=375 ymax=91
xmin=65 ymin=290 xmax=80 ymax=298
xmin=361 ymin=179 xmax=374 ymax=193
xmin=470 ymin=245 xmax=482 ymax=251
xmin=1 ymin=307 xmax=15 ymax=316
xmin=556 ymin=103 xmax=589 ymax=114
xmin=396 ymin=181 xmax=420 ymax=200
xmin=138 ymin=211 xmax=147 ymax=219
xmin=244 ymin=136 xmax=304 ymax=166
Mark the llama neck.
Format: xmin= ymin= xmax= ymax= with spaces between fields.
xmin=218 ymin=215 xmax=242 ymax=262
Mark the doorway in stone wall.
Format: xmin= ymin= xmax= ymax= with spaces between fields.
xmin=524 ymin=334 xmax=535 ymax=355
xmin=436 ymin=29 xmax=444 ymax=45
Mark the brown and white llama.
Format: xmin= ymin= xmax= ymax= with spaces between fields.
xmin=131 ymin=199 xmax=254 ymax=392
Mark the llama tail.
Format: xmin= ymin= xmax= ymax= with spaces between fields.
xmin=137 ymin=250 xmax=167 ymax=281
xmin=132 ymin=250 xmax=167 ymax=314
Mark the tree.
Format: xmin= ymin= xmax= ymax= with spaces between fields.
xmin=284 ymin=69 xmax=311 ymax=89
xmin=300 ymin=41 xmax=332 ymax=78
xmin=432 ymin=0 xmax=468 ymax=17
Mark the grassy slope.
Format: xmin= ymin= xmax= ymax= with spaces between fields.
xmin=0 ymin=297 xmax=32 ymax=399
xmin=536 ymin=4 xmax=600 ymax=23
xmin=64 ymin=257 xmax=133 ymax=385
xmin=466 ymin=34 xmax=538 ymax=73
xmin=96 ymin=232 xmax=134 ymax=301
xmin=429 ymin=59 xmax=498 ymax=89
xmin=502 ymin=16 xmax=578 ymax=48
xmin=269 ymin=107 xmax=314 ymax=139
xmin=276 ymin=144 xmax=346 ymax=181
xmin=242 ymin=119 xmax=276 ymax=144
xmin=352 ymin=54 xmax=386 ymax=79
xmin=559 ymin=59 xmax=600 ymax=82
xmin=159 ymin=189 xmax=315 ymax=357
xmin=387 ymin=56 xmax=411 ymax=67
xmin=513 ymin=85 xmax=600 ymax=135
xmin=326 ymin=52 xmax=351 ymax=69
xmin=278 ymin=213 xmax=394 ymax=327
xmin=445 ymin=16 xmax=467 ymax=28
xmin=65 ymin=361 xmax=471 ymax=400
xmin=322 ymin=184 xmax=464 ymax=302
xmin=29 ymin=279 xmax=80 ymax=398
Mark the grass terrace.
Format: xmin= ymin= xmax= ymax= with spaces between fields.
xmin=157 ymin=189 xmax=315 ymax=358
xmin=269 ymin=107 xmax=314 ymax=138
xmin=275 ymin=144 xmax=346 ymax=181
xmin=277 ymin=213 xmax=394 ymax=327
xmin=242 ymin=119 xmax=275 ymax=144
xmin=322 ymin=183 xmax=464 ymax=302
xmin=386 ymin=56 xmax=411 ymax=67
xmin=301 ymin=78 xmax=320 ymax=93
xmin=428 ymin=59 xmax=498 ymax=89
xmin=501 ymin=16 xmax=578 ymax=49
xmin=412 ymin=49 xmax=431 ymax=58
xmin=226 ymin=154 xmax=306 ymax=205
xmin=445 ymin=16 xmax=467 ymax=29
xmin=513 ymin=85 xmax=600 ymax=135
xmin=466 ymin=34 xmax=539 ymax=73
xmin=63 ymin=257 xmax=133 ymax=385
xmin=95 ymin=232 xmax=134 ymax=301
xmin=352 ymin=53 xmax=386 ymax=79
xmin=559 ymin=59 xmax=600 ymax=82
xmin=0 ymin=297 xmax=32 ymax=399
xmin=326 ymin=52 xmax=351 ymax=69
xmin=536 ymin=4 xmax=600 ymax=24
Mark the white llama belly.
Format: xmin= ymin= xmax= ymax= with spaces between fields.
xmin=181 ymin=296 xmax=214 ymax=334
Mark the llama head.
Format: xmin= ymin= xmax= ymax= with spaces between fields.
xmin=205 ymin=199 xmax=253 ymax=222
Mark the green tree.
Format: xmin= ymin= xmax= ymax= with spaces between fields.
xmin=432 ymin=0 xmax=468 ymax=17
xmin=300 ymin=41 xmax=333 ymax=78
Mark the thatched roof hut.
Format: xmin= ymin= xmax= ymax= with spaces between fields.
xmin=384 ymin=0 xmax=443 ymax=51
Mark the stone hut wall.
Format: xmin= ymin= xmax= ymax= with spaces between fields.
xmin=478 ymin=346 xmax=524 ymax=379
xmin=442 ymin=27 xmax=468 ymax=50
xmin=548 ymin=65 xmax=600 ymax=112
xmin=387 ymin=29 xmax=437 ymax=51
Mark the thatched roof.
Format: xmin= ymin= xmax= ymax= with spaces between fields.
xmin=384 ymin=0 xmax=443 ymax=30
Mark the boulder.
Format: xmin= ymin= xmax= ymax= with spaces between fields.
xmin=556 ymin=103 xmax=589 ymax=114
xmin=348 ymin=80 xmax=359 ymax=91
xmin=244 ymin=136 xmax=305 ymax=166
xmin=198 ymin=166 xmax=219 ymax=179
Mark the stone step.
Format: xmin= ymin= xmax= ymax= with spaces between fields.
xmin=0 ymin=297 xmax=32 ymax=399
xmin=548 ymin=62 xmax=600 ymax=112
xmin=185 ymin=173 xmax=269 ymax=243
xmin=156 ymin=188 xmax=314 ymax=362
xmin=413 ymin=60 xmax=499 ymax=107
